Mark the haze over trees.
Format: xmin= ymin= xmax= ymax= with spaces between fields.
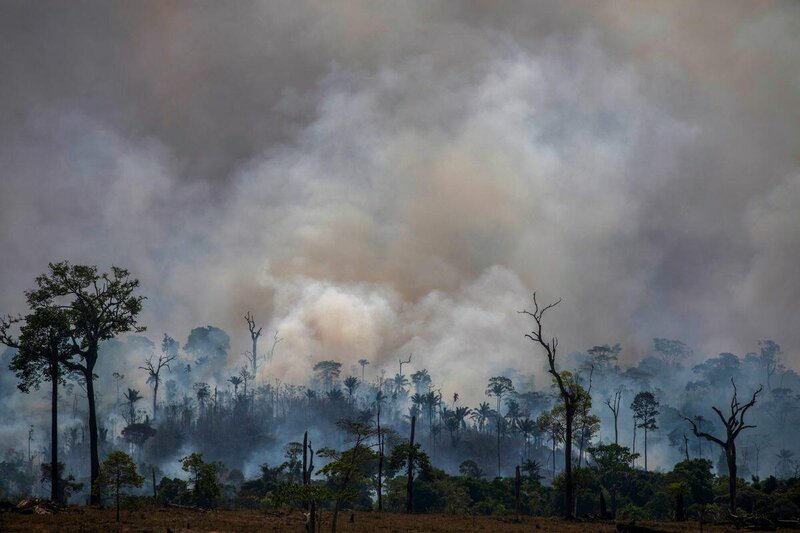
xmin=1 ymin=267 xmax=799 ymax=528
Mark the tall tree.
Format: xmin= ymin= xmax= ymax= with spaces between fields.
xmin=358 ymin=358 xmax=369 ymax=380
xmin=26 ymin=262 xmax=144 ymax=504
xmin=243 ymin=312 xmax=262 ymax=375
xmin=123 ymin=388 xmax=143 ymax=424
xmin=520 ymin=292 xmax=579 ymax=519
xmin=605 ymin=387 xmax=623 ymax=445
xmin=631 ymin=391 xmax=660 ymax=471
xmin=1 ymin=305 xmax=75 ymax=503
xmin=139 ymin=334 xmax=178 ymax=420
xmin=758 ymin=340 xmax=783 ymax=390
xmin=684 ymin=379 xmax=762 ymax=515
xmin=486 ymin=376 xmax=514 ymax=477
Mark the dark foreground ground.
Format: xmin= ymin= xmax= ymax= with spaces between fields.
xmin=0 ymin=507 xmax=745 ymax=532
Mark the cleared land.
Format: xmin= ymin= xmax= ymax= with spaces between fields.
xmin=0 ymin=508 xmax=743 ymax=532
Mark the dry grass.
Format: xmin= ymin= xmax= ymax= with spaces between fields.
xmin=0 ymin=507 xmax=742 ymax=532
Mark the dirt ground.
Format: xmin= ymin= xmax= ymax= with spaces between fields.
xmin=0 ymin=507 xmax=743 ymax=532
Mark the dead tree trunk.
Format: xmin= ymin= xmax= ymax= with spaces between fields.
xmin=514 ymin=465 xmax=521 ymax=520
xmin=605 ymin=388 xmax=622 ymax=446
xmin=520 ymin=292 xmax=577 ymax=519
xmin=684 ymin=379 xmax=762 ymax=516
xmin=406 ymin=416 xmax=415 ymax=513
xmin=244 ymin=312 xmax=262 ymax=376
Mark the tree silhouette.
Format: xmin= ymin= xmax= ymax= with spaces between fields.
xmin=139 ymin=334 xmax=178 ymax=420
xmin=520 ymin=292 xmax=579 ymax=519
xmin=228 ymin=375 xmax=243 ymax=396
xmin=123 ymin=388 xmax=143 ymax=424
xmin=684 ymin=379 xmax=762 ymax=515
xmin=486 ymin=376 xmax=514 ymax=477
xmin=1 ymin=305 xmax=75 ymax=503
xmin=243 ymin=312 xmax=263 ymax=376
xmin=343 ymin=375 xmax=359 ymax=403
xmin=96 ymin=451 xmax=143 ymax=522
xmin=25 ymin=262 xmax=144 ymax=503
xmin=605 ymin=387 xmax=623 ymax=446
xmin=313 ymin=360 xmax=342 ymax=391
xmin=653 ymin=338 xmax=692 ymax=368
xmin=358 ymin=358 xmax=369 ymax=380
xmin=631 ymin=391 xmax=660 ymax=471
xmin=775 ymin=449 xmax=795 ymax=478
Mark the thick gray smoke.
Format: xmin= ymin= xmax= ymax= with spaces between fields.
xmin=1 ymin=0 xmax=799 ymax=417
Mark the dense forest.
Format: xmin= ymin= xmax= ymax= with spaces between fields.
xmin=2 ymin=262 xmax=800 ymax=530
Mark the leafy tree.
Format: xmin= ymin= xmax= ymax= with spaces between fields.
xmin=181 ymin=452 xmax=221 ymax=508
xmin=318 ymin=420 xmax=380 ymax=533
xmin=631 ymin=391 xmax=660 ymax=471
xmin=25 ymin=262 xmax=145 ymax=503
xmin=183 ymin=326 xmax=230 ymax=382
xmin=758 ymin=340 xmax=783 ymax=390
xmin=96 ymin=451 xmax=144 ymax=522
xmin=459 ymin=459 xmax=485 ymax=479
xmin=653 ymin=338 xmax=691 ymax=368
xmin=313 ymin=360 xmax=342 ymax=390
xmin=669 ymin=459 xmax=714 ymax=508
xmin=40 ymin=462 xmax=83 ymax=504
xmin=587 ymin=344 xmax=621 ymax=370
xmin=1 ymin=305 xmax=75 ymax=503
xmin=588 ymin=443 xmax=638 ymax=518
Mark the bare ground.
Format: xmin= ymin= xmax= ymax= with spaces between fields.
xmin=0 ymin=508 xmax=743 ymax=532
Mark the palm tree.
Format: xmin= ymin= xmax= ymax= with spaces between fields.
xmin=228 ymin=376 xmax=243 ymax=396
xmin=486 ymin=376 xmax=515 ymax=477
xmin=343 ymin=376 xmax=360 ymax=403
xmin=473 ymin=402 xmax=492 ymax=433
xmin=517 ymin=417 xmax=537 ymax=460
xmin=123 ymin=388 xmax=143 ymax=424
xmin=392 ymin=373 xmax=409 ymax=398
xmin=411 ymin=369 xmax=431 ymax=393
xmin=358 ymin=359 xmax=369 ymax=380
xmin=411 ymin=393 xmax=424 ymax=420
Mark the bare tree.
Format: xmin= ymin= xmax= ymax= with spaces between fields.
xmin=684 ymin=379 xmax=762 ymax=515
xmin=605 ymin=387 xmax=623 ymax=445
xmin=520 ymin=292 xmax=579 ymax=519
xmin=268 ymin=330 xmax=282 ymax=363
xmin=399 ymin=353 xmax=412 ymax=375
xmin=139 ymin=334 xmax=178 ymax=420
xmin=244 ymin=312 xmax=263 ymax=375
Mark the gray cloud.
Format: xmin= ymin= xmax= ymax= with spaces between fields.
xmin=1 ymin=0 xmax=799 ymax=410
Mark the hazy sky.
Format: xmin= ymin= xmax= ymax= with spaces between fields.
xmin=1 ymin=1 xmax=799 ymax=396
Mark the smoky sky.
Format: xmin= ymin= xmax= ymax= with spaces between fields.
xmin=1 ymin=1 xmax=799 ymax=401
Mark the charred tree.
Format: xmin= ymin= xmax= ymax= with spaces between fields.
xmin=520 ymin=293 xmax=579 ymax=519
xmin=139 ymin=334 xmax=177 ymax=420
xmin=244 ymin=312 xmax=263 ymax=376
xmin=684 ymin=379 xmax=762 ymax=516
xmin=406 ymin=415 xmax=416 ymax=513
xmin=605 ymin=387 xmax=623 ymax=446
